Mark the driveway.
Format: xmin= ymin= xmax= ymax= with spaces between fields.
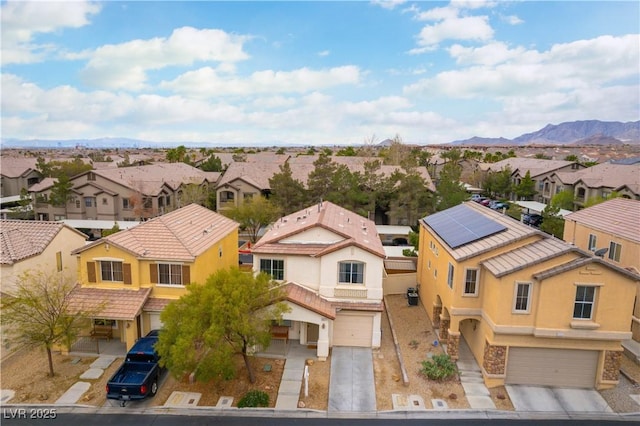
xmin=328 ymin=347 xmax=375 ymax=412
xmin=506 ymin=385 xmax=613 ymax=413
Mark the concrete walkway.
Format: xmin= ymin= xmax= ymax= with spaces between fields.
xmin=328 ymin=347 xmax=376 ymax=412
xmin=274 ymin=344 xmax=314 ymax=410
xmin=506 ymin=385 xmax=613 ymax=413
xmin=55 ymin=355 xmax=117 ymax=405
xmin=456 ymin=338 xmax=496 ymax=410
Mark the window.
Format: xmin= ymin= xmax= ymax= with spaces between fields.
xmin=427 ymin=260 xmax=431 ymax=270
xmin=158 ymin=197 xmax=164 ymax=208
xmin=87 ymin=172 xmax=96 ymax=181
xmin=339 ymin=261 xmax=364 ymax=284
xmin=260 ymin=259 xmax=284 ymax=280
xmin=100 ymin=261 xmax=123 ymax=282
xmin=56 ymin=251 xmax=63 ymax=272
xmin=75 ymin=200 xmax=80 ymax=208
xmin=608 ymin=242 xmax=622 ymax=262
xmin=123 ymin=198 xmax=131 ymax=209
xmin=84 ymin=197 xmax=94 ymax=207
xmin=158 ymin=264 xmax=183 ymax=286
xmin=514 ymin=282 xmax=532 ymax=313
xmin=102 ymin=197 xmax=108 ymax=205
xmin=447 ymin=263 xmax=454 ymax=289
xmin=142 ymin=198 xmax=152 ymax=209
xmin=588 ymin=234 xmax=597 ymax=251
xmin=538 ymin=182 xmax=544 ymax=190
xmin=464 ymin=269 xmax=478 ymax=296
xmin=574 ymin=286 xmax=595 ymax=319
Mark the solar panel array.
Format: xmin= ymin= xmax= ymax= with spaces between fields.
xmin=423 ymin=204 xmax=507 ymax=249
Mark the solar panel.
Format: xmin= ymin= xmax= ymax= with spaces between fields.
xmin=423 ymin=204 xmax=507 ymax=249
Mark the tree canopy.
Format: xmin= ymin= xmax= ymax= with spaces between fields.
xmin=223 ymin=196 xmax=280 ymax=243
xmin=514 ymin=170 xmax=536 ymax=200
xmin=156 ymin=268 xmax=289 ymax=384
xmin=1 ymin=270 xmax=99 ymax=376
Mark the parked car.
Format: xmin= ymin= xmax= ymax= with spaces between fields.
xmin=470 ymin=194 xmax=483 ymax=202
xmin=523 ymin=213 xmax=543 ymax=227
xmin=490 ymin=201 xmax=510 ymax=210
xmin=480 ymin=198 xmax=492 ymax=206
xmin=106 ymin=330 xmax=163 ymax=406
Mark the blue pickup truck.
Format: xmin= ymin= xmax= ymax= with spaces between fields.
xmin=106 ymin=331 xmax=163 ymax=406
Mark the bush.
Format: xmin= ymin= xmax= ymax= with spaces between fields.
xmin=420 ymin=354 xmax=458 ymax=381
xmin=237 ymin=390 xmax=269 ymax=408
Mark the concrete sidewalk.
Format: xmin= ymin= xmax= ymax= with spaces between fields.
xmin=274 ymin=344 xmax=315 ymax=410
xmin=506 ymin=385 xmax=613 ymax=413
xmin=55 ymin=355 xmax=117 ymax=405
xmin=456 ymin=338 xmax=496 ymax=410
xmin=328 ymin=347 xmax=376 ymax=412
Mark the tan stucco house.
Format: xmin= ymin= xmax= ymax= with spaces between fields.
xmin=251 ymin=201 xmax=386 ymax=360
xmin=563 ymin=198 xmax=640 ymax=346
xmin=67 ymin=204 xmax=238 ymax=350
xmin=417 ymin=201 xmax=639 ymax=389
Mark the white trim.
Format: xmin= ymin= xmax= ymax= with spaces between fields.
xmin=93 ymin=257 xmax=125 ymax=262
xmin=512 ymin=281 xmax=532 ymax=314
xmin=462 ymin=267 xmax=479 ymax=297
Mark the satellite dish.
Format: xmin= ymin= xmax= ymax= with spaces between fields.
xmin=594 ymin=247 xmax=608 ymax=258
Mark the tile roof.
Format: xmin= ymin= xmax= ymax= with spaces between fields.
xmin=0 ymin=220 xmax=84 ymax=265
xmin=0 ymin=157 xmax=38 ymax=178
xmin=564 ymin=198 xmax=640 ymax=244
xmin=143 ymin=297 xmax=174 ymax=312
xmin=28 ymin=177 xmax=55 ymax=192
xmin=217 ymin=161 xmax=286 ymax=189
xmin=482 ymin=158 xmax=575 ymax=177
xmin=555 ymin=163 xmax=640 ymax=195
xmin=482 ymin=237 xmax=573 ymax=277
xmin=91 ymin=163 xmax=218 ymax=195
xmin=73 ymin=204 xmax=238 ymax=261
xmin=283 ymin=283 xmax=336 ymax=319
xmin=252 ymin=201 xmax=386 ymax=258
xmin=533 ymin=256 xmax=640 ymax=282
xmin=421 ymin=201 xmax=539 ymax=261
xmin=66 ymin=286 xmax=152 ymax=320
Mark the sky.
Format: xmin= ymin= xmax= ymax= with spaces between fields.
xmin=1 ymin=1 xmax=639 ymax=146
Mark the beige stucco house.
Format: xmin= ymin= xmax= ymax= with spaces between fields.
xmin=417 ymin=201 xmax=639 ymax=390
xmin=67 ymin=204 xmax=238 ymax=350
xmin=563 ymin=198 xmax=640 ymax=345
xmin=251 ymin=201 xmax=386 ymax=360
xmin=0 ymin=157 xmax=42 ymax=198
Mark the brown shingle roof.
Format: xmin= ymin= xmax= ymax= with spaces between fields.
xmin=66 ymin=286 xmax=152 ymax=320
xmin=0 ymin=220 xmax=85 ymax=265
xmin=252 ymin=201 xmax=386 ymax=259
xmin=73 ymin=204 xmax=238 ymax=261
xmin=555 ymin=163 xmax=640 ymax=195
xmin=564 ymin=198 xmax=640 ymax=244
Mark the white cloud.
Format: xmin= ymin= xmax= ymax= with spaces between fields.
xmin=448 ymin=42 xmax=526 ymax=66
xmin=161 ymin=65 xmax=361 ymax=97
xmin=416 ymin=15 xmax=494 ymax=47
xmin=502 ymin=14 xmax=524 ymax=25
xmin=317 ymin=50 xmax=330 ymax=57
xmin=80 ymin=27 xmax=251 ymax=90
xmin=371 ymin=0 xmax=406 ymax=10
xmin=1 ymin=0 xmax=101 ymax=65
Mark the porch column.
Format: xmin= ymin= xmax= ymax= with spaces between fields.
xmin=371 ymin=313 xmax=382 ymax=348
xmin=432 ymin=304 xmax=442 ymax=328
xmin=124 ymin=318 xmax=139 ymax=351
xmin=446 ymin=331 xmax=460 ymax=361
xmin=439 ymin=316 xmax=450 ymax=340
xmin=317 ymin=319 xmax=329 ymax=361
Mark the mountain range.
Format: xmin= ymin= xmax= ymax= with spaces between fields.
xmin=2 ymin=120 xmax=639 ymax=149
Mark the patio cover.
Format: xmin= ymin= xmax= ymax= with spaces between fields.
xmin=66 ymin=285 xmax=152 ymax=320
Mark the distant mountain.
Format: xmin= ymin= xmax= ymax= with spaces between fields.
xmin=0 ymin=137 xmax=155 ymax=149
xmin=450 ymin=120 xmax=640 ymax=146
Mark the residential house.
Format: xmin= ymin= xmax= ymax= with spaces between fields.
xmin=67 ymin=204 xmax=239 ymax=350
xmin=30 ymin=163 xmax=220 ymax=222
xmin=251 ymin=201 xmax=386 ymax=360
xmin=563 ymin=199 xmax=640 ymax=346
xmin=417 ymin=201 xmax=639 ymax=389
xmin=550 ymin=162 xmax=640 ymax=210
xmin=0 ymin=157 xmax=42 ymax=197
xmin=0 ymin=220 xmax=89 ymax=295
xmin=481 ymin=158 xmax=583 ymax=203
xmin=0 ymin=220 xmax=88 ymax=350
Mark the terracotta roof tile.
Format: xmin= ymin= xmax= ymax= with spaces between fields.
xmin=253 ymin=201 xmax=386 ymax=259
xmin=283 ymin=283 xmax=336 ymax=319
xmin=0 ymin=220 xmax=82 ymax=265
xmin=555 ymin=163 xmax=640 ymax=195
xmin=143 ymin=297 xmax=174 ymax=312
xmin=66 ymin=286 xmax=151 ymax=320
xmin=564 ymin=198 xmax=640 ymax=243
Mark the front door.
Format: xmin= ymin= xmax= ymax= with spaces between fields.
xmin=307 ymin=323 xmax=319 ymax=344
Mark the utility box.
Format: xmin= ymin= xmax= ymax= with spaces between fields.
xmin=408 ymin=292 xmax=419 ymax=306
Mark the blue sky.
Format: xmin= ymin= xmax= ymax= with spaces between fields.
xmin=1 ymin=1 xmax=639 ymax=146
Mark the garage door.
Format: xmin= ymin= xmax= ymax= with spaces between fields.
xmin=332 ymin=312 xmax=373 ymax=347
xmin=149 ymin=313 xmax=163 ymax=331
xmin=506 ymin=347 xmax=599 ymax=388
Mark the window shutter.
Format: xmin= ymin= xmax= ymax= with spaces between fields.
xmin=123 ymin=263 xmax=132 ymax=285
xmin=87 ymin=261 xmax=96 ymax=283
xmin=150 ymin=264 xmax=158 ymax=284
xmin=182 ymin=265 xmax=190 ymax=285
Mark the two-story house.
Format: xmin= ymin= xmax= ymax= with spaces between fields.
xmin=251 ymin=201 xmax=386 ymax=360
xmin=563 ymin=198 xmax=640 ymax=350
xmin=0 ymin=157 xmax=42 ymax=197
xmin=30 ymin=163 xmax=220 ymax=222
xmin=417 ymin=201 xmax=639 ymax=390
xmin=67 ymin=204 xmax=238 ymax=350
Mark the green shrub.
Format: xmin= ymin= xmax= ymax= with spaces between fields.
xmin=237 ymin=390 xmax=269 ymax=408
xmin=420 ymin=354 xmax=458 ymax=381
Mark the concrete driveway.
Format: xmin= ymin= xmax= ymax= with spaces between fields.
xmin=506 ymin=385 xmax=613 ymax=413
xmin=328 ymin=347 xmax=376 ymax=412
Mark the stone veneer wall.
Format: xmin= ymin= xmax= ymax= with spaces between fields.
xmin=447 ymin=334 xmax=460 ymax=360
xmin=432 ymin=305 xmax=442 ymax=329
xmin=439 ymin=318 xmax=450 ymax=340
xmin=602 ymin=350 xmax=622 ymax=381
xmin=483 ymin=341 xmax=507 ymax=375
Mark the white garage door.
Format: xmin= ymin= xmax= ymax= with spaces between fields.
xmin=149 ymin=313 xmax=163 ymax=331
xmin=332 ymin=312 xmax=373 ymax=347
xmin=506 ymin=347 xmax=599 ymax=388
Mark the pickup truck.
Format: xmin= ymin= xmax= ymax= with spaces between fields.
xmin=106 ymin=331 xmax=163 ymax=406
